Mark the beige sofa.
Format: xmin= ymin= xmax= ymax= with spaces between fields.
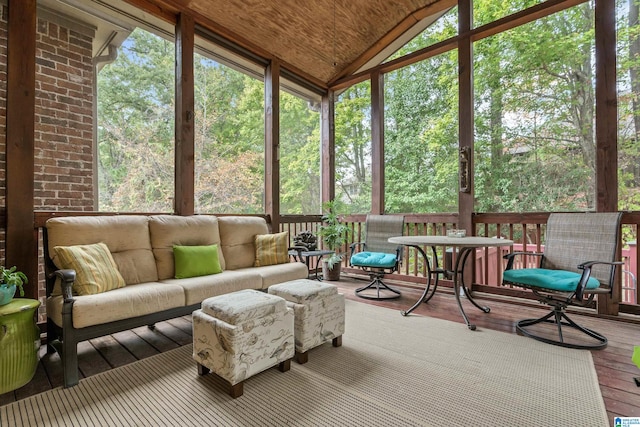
xmin=43 ymin=214 xmax=308 ymax=388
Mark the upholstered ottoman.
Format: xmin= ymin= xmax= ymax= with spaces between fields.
xmin=268 ymin=279 xmax=345 ymax=364
xmin=192 ymin=289 xmax=294 ymax=398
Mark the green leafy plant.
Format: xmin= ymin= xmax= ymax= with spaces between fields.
xmin=0 ymin=266 xmax=28 ymax=297
xmin=317 ymin=200 xmax=351 ymax=269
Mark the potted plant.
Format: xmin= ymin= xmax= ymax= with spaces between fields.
xmin=317 ymin=200 xmax=351 ymax=281
xmin=0 ymin=266 xmax=28 ymax=306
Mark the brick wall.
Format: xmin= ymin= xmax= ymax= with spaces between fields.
xmin=0 ymin=6 xmax=96 ymax=316
xmin=35 ymin=14 xmax=95 ymax=211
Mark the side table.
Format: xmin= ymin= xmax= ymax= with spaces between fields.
xmin=288 ymin=249 xmax=334 ymax=280
xmin=0 ymin=298 xmax=41 ymax=394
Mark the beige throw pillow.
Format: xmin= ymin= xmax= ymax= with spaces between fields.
xmin=254 ymin=231 xmax=289 ymax=267
xmin=53 ymin=242 xmax=126 ymax=295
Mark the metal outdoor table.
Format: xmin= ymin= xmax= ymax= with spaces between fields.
xmin=388 ymin=235 xmax=514 ymax=330
xmin=288 ymin=249 xmax=334 ymax=280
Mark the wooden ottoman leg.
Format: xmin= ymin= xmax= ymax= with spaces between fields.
xmin=278 ymin=359 xmax=291 ymax=372
xmin=197 ymin=363 xmax=210 ymax=376
xmin=295 ymin=351 xmax=309 ymax=364
xmin=229 ymin=381 xmax=244 ymax=398
xmin=333 ymin=336 xmax=342 ymax=347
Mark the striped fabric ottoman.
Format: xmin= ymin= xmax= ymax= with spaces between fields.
xmin=268 ymin=279 xmax=345 ymax=364
xmin=192 ymin=289 xmax=294 ymax=398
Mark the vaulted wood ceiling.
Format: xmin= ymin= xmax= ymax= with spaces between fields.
xmin=138 ymin=0 xmax=453 ymax=88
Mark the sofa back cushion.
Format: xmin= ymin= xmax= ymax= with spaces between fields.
xmin=46 ymin=215 xmax=158 ymax=285
xmin=218 ymin=216 xmax=269 ymax=270
xmin=149 ymin=215 xmax=225 ymax=280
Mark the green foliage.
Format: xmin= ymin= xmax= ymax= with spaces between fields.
xmin=317 ymin=201 xmax=352 ymax=268
xmin=0 ymin=266 xmax=28 ymax=297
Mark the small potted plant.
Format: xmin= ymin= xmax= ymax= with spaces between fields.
xmin=317 ymin=200 xmax=351 ymax=281
xmin=0 ymin=266 xmax=28 ymax=306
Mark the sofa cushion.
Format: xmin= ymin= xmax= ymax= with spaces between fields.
xmin=160 ymin=270 xmax=262 ymax=306
xmin=46 ymin=281 xmax=185 ymax=329
xmin=53 ymin=242 xmax=126 ymax=295
xmin=254 ymin=231 xmax=289 ymax=267
xmin=218 ymin=216 xmax=269 ymax=270
xmin=46 ymin=215 xmax=158 ymax=285
xmin=235 ymin=263 xmax=310 ymax=289
xmin=173 ymin=244 xmax=222 ymax=279
xmin=149 ymin=215 xmax=226 ymax=280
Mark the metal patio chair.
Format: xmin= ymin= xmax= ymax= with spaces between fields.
xmin=350 ymin=214 xmax=404 ymax=300
xmin=502 ymin=212 xmax=623 ymax=349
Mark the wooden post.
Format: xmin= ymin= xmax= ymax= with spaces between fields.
xmin=595 ymin=0 xmax=618 ymax=315
xmin=321 ymin=90 xmax=335 ymax=205
xmin=458 ymin=0 xmax=474 ymax=234
xmin=265 ymin=60 xmax=281 ymax=231
xmin=175 ymin=13 xmax=195 ymax=216
xmin=6 ymin=0 xmax=38 ymax=298
xmin=458 ymin=0 xmax=474 ymax=287
xmin=371 ymin=71 xmax=385 ymax=215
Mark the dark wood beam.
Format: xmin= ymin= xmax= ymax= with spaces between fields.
xmin=330 ymin=0 xmax=457 ymax=85
xmin=175 ymin=12 xmax=195 ymax=216
xmin=458 ymin=0 xmax=474 ymax=239
xmin=6 ymin=0 xmax=37 ymax=298
xmin=595 ymin=0 xmax=618 ymax=315
xmin=321 ymin=90 xmax=335 ymax=205
xmin=371 ymin=71 xmax=384 ymax=214
xmin=265 ymin=60 xmax=281 ymax=231
xmin=331 ymin=0 xmax=588 ymax=91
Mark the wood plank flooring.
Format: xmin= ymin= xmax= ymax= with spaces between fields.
xmin=1 ymin=277 xmax=639 ymax=425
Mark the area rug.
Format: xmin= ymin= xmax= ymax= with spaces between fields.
xmin=0 ymin=300 xmax=608 ymax=426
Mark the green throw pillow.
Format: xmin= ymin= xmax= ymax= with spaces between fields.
xmin=254 ymin=231 xmax=289 ymax=267
xmin=173 ymin=244 xmax=222 ymax=279
xmin=53 ymin=242 xmax=126 ymax=296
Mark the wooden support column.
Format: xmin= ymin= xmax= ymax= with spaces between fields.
xmin=175 ymin=13 xmax=195 ymax=216
xmin=595 ymin=0 xmax=618 ymax=315
xmin=321 ymin=90 xmax=335 ymax=205
xmin=265 ymin=60 xmax=280 ymax=231
xmin=6 ymin=0 xmax=37 ymax=298
xmin=371 ymin=71 xmax=385 ymax=214
xmin=458 ymin=0 xmax=474 ymax=234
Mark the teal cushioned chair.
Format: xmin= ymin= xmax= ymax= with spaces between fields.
xmin=503 ymin=212 xmax=623 ymax=349
xmin=350 ymin=215 xmax=404 ymax=300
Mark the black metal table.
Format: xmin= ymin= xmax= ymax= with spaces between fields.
xmin=388 ymin=236 xmax=513 ymax=330
xmin=288 ymin=249 xmax=334 ymax=280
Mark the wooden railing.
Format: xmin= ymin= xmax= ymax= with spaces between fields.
xmin=280 ymin=212 xmax=640 ymax=316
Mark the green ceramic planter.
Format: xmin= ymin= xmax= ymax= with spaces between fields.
xmin=0 ymin=285 xmax=16 ymax=306
xmin=0 ymin=298 xmax=41 ymax=394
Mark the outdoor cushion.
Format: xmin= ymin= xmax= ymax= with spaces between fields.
xmin=173 ymin=244 xmax=222 ymax=279
xmin=53 ymin=242 xmax=126 ymax=296
xmin=218 ymin=216 xmax=269 ymax=270
xmin=254 ymin=231 xmax=289 ymax=267
xmin=502 ymin=268 xmax=600 ymax=292
xmin=350 ymin=251 xmax=398 ymax=268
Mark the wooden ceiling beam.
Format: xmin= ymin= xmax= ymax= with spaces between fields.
xmin=331 ymin=0 xmax=588 ymax=91
xmin=330 ymin=0 xmax=457 ymax=86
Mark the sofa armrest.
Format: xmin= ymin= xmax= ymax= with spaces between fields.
xmin=54 ymin=269 xmax=76 ymax=303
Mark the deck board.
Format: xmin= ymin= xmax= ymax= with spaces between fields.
xmin=0 ymin=277 xmax=638 ymax=424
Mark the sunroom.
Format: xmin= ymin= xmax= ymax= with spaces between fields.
xmin=0 ymin=0 xmax=638 ymax=424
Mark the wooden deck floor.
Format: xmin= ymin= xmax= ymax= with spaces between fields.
xmin=1 ymin=277 xmax=639 ymax=425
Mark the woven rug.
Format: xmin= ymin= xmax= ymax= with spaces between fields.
xmin=1 ymin=300 xmax=608 ymax=427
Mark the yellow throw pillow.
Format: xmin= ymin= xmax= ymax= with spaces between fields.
xmin=254 ymin=231 xmax=289 ymax=267
xmin=53 ymin=242 xmax=126 ymax=296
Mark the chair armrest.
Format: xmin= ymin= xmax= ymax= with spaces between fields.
xmin=503 ymin=251 xmax=543 ymax=270
xmin=53 ymin=269 xmax=76 ymax=303
xmin=350 ymin=242 xmax=365 ymax=256
xmin=576 ymin=260 xmax=625 ymax=300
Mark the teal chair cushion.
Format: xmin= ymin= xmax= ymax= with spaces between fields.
xmin=351 ymin=251 xmax=397 ymax=268
xmin=503 ymin=268 xmax=600 ymax=292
